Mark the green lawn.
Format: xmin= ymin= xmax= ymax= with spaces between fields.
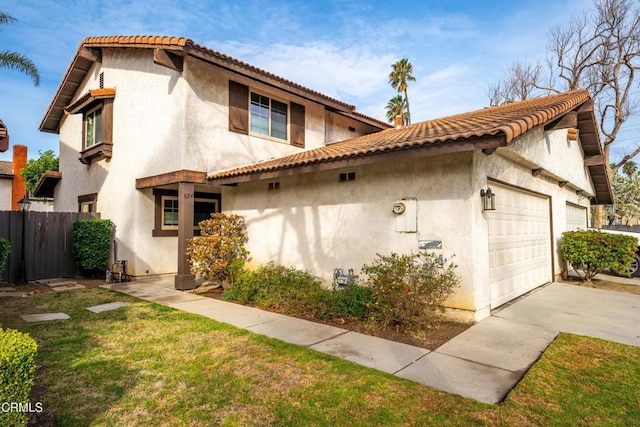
xmin=1 ymin=288 xmax=639 ymax=426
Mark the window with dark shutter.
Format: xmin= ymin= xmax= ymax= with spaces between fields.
xmin=290 ymin=102 xmax=305 ymax=147
xmin=229 ymin=80 xmax=249 ymax=134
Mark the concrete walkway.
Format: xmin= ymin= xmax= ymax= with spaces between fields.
xmin=103 ymin=277 xmax=640 ymax=404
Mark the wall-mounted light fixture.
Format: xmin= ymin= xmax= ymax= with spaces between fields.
xmin=480 ymin=187 xmax=496 ymax=211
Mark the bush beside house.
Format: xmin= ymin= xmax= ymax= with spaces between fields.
xmin=186 ymin=213 xmax=249 ymax=286
xmin=561 ymin=230 xmax=638 ymax=283
xmin=72 ymin=219 xmax=114 ymax=277
xmin=223 ymin=253 xmax=460 ymax=330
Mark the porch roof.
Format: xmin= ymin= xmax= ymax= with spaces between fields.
xmin=207 ymin=90 xmax=613 ymax=204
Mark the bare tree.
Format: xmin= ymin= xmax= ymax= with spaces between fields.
xmin=487 ymin=61 xmax=543 ymax=106
xmin=489 ymin=0 xmax=640 ymax=172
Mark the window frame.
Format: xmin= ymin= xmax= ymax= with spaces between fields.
xmin=84 ymin=104 xmax=103 ymax=149
xmin=78 ymin=193 xmax=98 ymax=213
xmin=153 ymin=189 xmax=221 ymax=237
xmin=249 ymin=91 xmax=290 ymax=142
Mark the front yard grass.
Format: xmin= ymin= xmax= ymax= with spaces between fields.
xmin=1 ymin=288 xmax=638 ymax=426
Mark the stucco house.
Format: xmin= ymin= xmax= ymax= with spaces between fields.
xmin=38 ymin=36 xmax=388 ymax=288
xmin=40 ymin=36 xmax=612 ymax=321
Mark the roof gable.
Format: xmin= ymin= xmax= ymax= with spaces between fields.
xmin=39 ymin=36 xmax=389 ymax=133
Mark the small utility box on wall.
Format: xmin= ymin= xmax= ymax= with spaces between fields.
xmin=393 ymin=198 xmax=417 ymax=232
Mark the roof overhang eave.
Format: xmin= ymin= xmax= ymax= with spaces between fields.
xmin=208 ymin=136 xmax=506 ymax=186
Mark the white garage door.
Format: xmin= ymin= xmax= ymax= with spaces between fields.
xmin=566 ymin=203 xmax=588 ymax=231
xmin=488 ymin=182 xmax=552 ymax=309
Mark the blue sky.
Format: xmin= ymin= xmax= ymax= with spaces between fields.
xmin=2 ymin=0 xmax=635 ymax=163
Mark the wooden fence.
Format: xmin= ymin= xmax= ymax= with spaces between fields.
xmin=0 ymin=211 xmax=99 ymax=282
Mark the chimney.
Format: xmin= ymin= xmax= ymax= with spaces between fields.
xmin=395 ymin=115 xmax=403 ymax=129
xmin=11 ymin=145 xmax=27 ymax=211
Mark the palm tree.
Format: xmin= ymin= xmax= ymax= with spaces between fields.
xmin=0 ymin=11 xmax=40 ymax=86
xmin=388 ymin=58 xmax=415 ymax=124
xmin=622 ymin=160 xmax=638 ymax=178
xmin=385 ymin=95 xmax=407 ymax=125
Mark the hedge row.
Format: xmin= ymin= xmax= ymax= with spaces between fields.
xmin=0 ymin=327 xmax=37 ymax=427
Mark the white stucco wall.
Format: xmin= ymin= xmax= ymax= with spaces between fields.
xmin=0 ymin=178 xmax=11 ymax=210
xmin=223 ymin=126 xmax=598 ymax=322
xmin=53 ymin=48 xmax=384 ymax=277
xmin=223 ymin=152 xmax=480 ymax=314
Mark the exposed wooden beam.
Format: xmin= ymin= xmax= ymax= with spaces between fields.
xmin=136 ymin=169 xmax=207 ymax=189
xmin=78 ymin=47 xmax=101 ymax=62
xmin=153 ymin=48 xmax=184 ymax=72
xmin=544 ymin=111 xmax=577 ymax=131
xmin=584 ymin=155 xmax=605 ymax=167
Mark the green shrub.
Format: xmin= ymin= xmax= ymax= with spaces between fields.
xmin=361 ymin=252 xmax=460 ymax=328
xmin=0 ymin=238 xmax=10 ymax=281
xmin=560 ymin=230 xmax=638 ymax=283
xmin=322 ymin=284 xmax=372 ymax=320
xmin=186 ymin=214 xmax=249 ymax=286
xmin=0 ymin=327 xmax=37 ymax=427
xmin=224 ymin=263 xmax=373 ymax=321
xmin=72 ymin=219 xmax=114 ymax=273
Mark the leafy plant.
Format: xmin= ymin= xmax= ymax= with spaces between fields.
xmin=186 ymin=213 xmax=249 ymax=286
xmin=560 ymin=230 xmax=638 ymax=283
xmin=19 ymin=150 xmax=58 ymax=195
xmin=72 ymin=219 xmax=113 ymax=273
xmin=0 ymin=327 xmax=37 ymax=427
xmin=224 ymin=263 xmax=373 ymax=321
xmin=0 ymin=237 xmax=10 ymax=281
xmin=361 ymin=252 xmax=460 ymax=328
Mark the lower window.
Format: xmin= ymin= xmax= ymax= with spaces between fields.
xmin=153 ymin=189 xmax=221 ymax=236
xmin=78 ymin=193 xmax=97 ymax=213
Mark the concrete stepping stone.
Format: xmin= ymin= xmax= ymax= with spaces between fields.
xmin=0 ymin=292 xmax=29 ymax=297
xmin=20 ymin=313 xmax=70 ymax=322
xmin=0 ymin=287 xmax=16 ymax=291
xmin=52 ymin=283 xmax=85 ymax=292
xmin=44 ymin=280 xmax=78 ymax=288
xmin=86 ymin=301 xmax=129 ymax=313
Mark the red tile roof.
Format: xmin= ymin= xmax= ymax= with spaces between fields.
xmin=209 ymin=90 xmax=593 ymax=180
xmin=40 ymin=36 xmax=390 ymax=133
xmin=0 ymin=160 xmax=12 ymax=176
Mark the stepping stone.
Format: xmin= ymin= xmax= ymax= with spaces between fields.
xmin=20 ymin=313 xmax=70 ymax=322
xmin=36 ymin=278 xmax=68 ymax=285
xmin=52 ymin=283 xmax=85 ymax=292
xmin=0 ymin=287 xmax=16 ymax=291
xmin=86 ymin=301 xmax=129 ymax=313
xmin=44 ymin=280 xmax=78 ymax=288
xmin=0 ymin=292 xmax=28 ymax=297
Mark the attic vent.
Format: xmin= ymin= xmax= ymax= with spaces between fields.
xmin=268 ymin=181 xmax=280 ymax=190
xmin=339 ymin=172 xmax=356 ymax=182
xmin=99 ymin=72 xmax=104 ymax=89
xmin=348 ymin=126 xmax=356 ymax=132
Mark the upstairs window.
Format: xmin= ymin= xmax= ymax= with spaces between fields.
xmin=85 ymin=106 xmax=103 ymax=148
xmin=250 ymin=93 xmax=288 ymax=140
xmin=229 ymin=80 xmax=305 ymax=147
xmin=65 ymin=88 xmax=115 ymax=164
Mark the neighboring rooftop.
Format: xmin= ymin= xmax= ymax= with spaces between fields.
xmin=208 ymin=90 xmax=612 ymax=204
xmin=0 ymin=160 xmax=12 ymax=177
xmin=40 ymin=36 xmax=390 ymax=133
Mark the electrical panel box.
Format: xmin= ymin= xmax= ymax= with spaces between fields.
xmin=394 ymin=198 xmax=417 ymax=232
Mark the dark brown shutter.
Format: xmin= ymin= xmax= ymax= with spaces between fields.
xmin=228 ymin=80 xmax=249 ymax=134
xmin=290 ymin=102 xmax=305 ymax=147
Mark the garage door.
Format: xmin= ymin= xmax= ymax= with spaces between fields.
xmin=488 ymin=182 xmax=552 ymax=309
xmin=566 ymin=203 xmax=588 ymax=231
